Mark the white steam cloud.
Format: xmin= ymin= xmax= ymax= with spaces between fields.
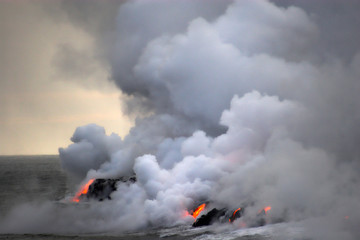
xmin=2 ymin=0 xmax=360 ymax=239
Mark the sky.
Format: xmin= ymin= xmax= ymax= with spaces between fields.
xmin=0 ymin=1 xmax=132 ymax=155
xmin=2 ymin=0 xmax=360 ymax=156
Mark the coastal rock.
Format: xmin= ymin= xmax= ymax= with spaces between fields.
xmin=192 ymin=208 xmax=227 ymax=227
xmin=85 ymin=176 xmax=136 ymax=201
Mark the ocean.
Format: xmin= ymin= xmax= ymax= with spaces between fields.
xmin=0 ymin=155 xmax=303 ymax=240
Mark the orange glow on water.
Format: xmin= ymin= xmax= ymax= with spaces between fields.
xmin=192 ymin=203 xmax=206 ymax=218
xmin=72 ymin=178 xmax=95 ymax=202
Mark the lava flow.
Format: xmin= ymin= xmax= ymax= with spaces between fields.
xmin=229 ymin=208 xmax=242 ymax=222
xmin=72 ymin=178 xmax=95 ymax=202
xmin=263 ymin=206 xmax=271 ymax=213
xmin=258 ymin=206 xmax=272 ymax=214
xmin=192 ymin=203 xmax=206 ymax=218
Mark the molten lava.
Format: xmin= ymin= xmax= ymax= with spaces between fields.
xmin=229 ymin=208 xmax=242 ymax=222
xmin=192 ymin=203 xmax=206 ymax=218
xmin=264 ymin=206 xmax=271 ymax=213
xmin=72 ymin=178 xmax=95 ymax=202
xmin=258 ymin=205 xmax=272 ymax=214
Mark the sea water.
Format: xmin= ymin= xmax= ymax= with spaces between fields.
xmin=0 ymin=156 xmax=303 ymax=240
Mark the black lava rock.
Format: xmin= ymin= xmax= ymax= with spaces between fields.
xmin=85 ymin=176 xmax=136 ymax=201
xmin=192 ymin=208 xmax=227 ymax=227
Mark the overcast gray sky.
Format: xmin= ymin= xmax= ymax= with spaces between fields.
xmin=0 ymin=1 xmax=131 ymax=155
xmin=2 ymin=0 xmax=360 ymax=157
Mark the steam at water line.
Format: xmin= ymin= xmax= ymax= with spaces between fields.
xmin=2 ymin=0 xmax=360 ymax=239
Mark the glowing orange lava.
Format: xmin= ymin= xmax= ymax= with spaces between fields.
xmin=233 ymin=208 xmax=242 ymax=216
xmin=72 ymin=178 xmax=95 ymax=202
xmin=264 ymin=206 xmax=271 ymax=213
xmin=192 ymin=203 xmax=206 ymax=218
xmin=258 ymin=206 xmax=272 ymax=214
xmin=229 ymin=207 xmax=242 ymax=222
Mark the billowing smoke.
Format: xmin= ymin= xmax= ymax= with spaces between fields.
xmin=2 ymin=0 xmax=360 ymax=239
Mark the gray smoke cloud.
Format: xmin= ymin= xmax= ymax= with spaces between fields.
xmin=2 ymin=0 xmax=360 ymax=239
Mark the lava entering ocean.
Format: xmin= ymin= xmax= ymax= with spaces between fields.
xmin=72 ymin=178 xmax=95 ymax=203
xmin=191 ymin=203 xmax=206 ymax=218
xmin=71 ymin=178 xmax=275 ymax=229
xmin=71 ymin=178 xmax=275 ymax=228
xmin=229 ymin=208 xmax=242 ymax=223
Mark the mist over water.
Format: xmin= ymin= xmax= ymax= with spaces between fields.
xmin=2 ymin=0 xmax=360 ymax=239
xmin=0 ymin=156 xmax=283 ymax=240
xmin=0 ymin=156 xmax=66 ymax=215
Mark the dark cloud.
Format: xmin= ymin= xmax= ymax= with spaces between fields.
xmin=0 ymin=1 xmax=130 ymax=154
xmin=273 ymin=0 xmax=360 ymax=62
xmin=56 ymin=0 xmax=125 ymax=63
